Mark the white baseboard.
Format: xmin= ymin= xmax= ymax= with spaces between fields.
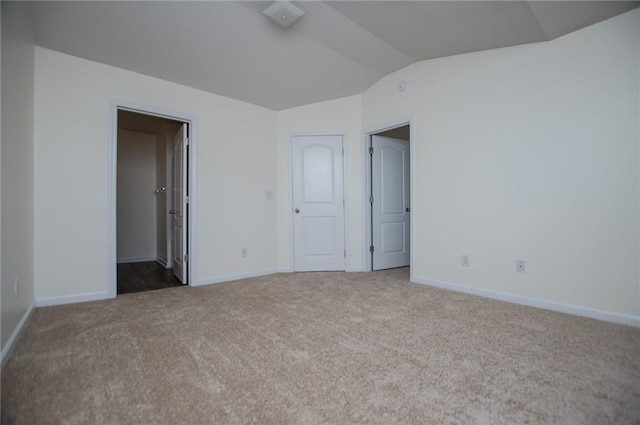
xmin=413 ymin=276 xmax=640 ymax=328
xmin=1 ymin=300 xmax=36 ymax=369
xmin=276 ymin=267 xmax=363 ymax=273
xmin=194 ymin=269 xmax=277 ymax=286
xmin=36 ymin=290 xmax=112 ymax=307
xmin=156 ymin=257 xmax=168 ymax=268
xmin=117 ymin=256 xmax=156 ymax=264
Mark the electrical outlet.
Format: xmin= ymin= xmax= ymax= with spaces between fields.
xmin=266 ymin=190 xmax=274 ymax=200
xmin=461 ymin=255 xmax=470 ymax=267
xmin=13 ymin=278 xmax=18 ymax=298
xmin=241 ymin=248 xmax=248 ymax=258
xmin=516 ymin=260 xmax=525 ymax=273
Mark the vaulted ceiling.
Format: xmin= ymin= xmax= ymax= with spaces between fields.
xmin=29 ymin=1 xmax=638 ymax=110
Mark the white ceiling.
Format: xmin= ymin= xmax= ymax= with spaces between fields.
xmin=29 ymin=1 xmax=638 ymax=111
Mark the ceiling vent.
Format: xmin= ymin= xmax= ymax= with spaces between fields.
xmin=262 ymin=1 xmax=306 ymax=29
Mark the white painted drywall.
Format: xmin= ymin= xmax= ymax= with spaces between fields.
xmin=34 ymin=47 xmax=277 ymax=300
xmin=276 ymin=95 xmax=363 ymax=272
xmin=117 ymin=130 xmax=157 ymax=263
xmin=29 ymin=8 xmax=639 ymax=323
xmin=1 ymin=2 xmax=36 ymax=352
xmin=362 ymin=10 xmax=640 ymax=317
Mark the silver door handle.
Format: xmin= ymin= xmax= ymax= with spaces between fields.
xmin=405 ymin=207 xmax=411 ymax=212
xmin=294 ymin=208 xmax=300 ymax=214
xmin=169 ymin=210 xmax=176 ymax=214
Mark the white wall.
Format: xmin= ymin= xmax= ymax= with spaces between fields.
xmin=276 ymin=95 xmax=363 ymax=272
xmin=117 ymin=130 xmax=157 ymax=263
xmin=34 ymin=47 xmax=277 ymax=302
xmin=28 ymin=8 xmax=640 ymax=325
xmin=362 ymin=10 xmax=640 ymax=320
xmin=1 ymin=2 xmax=35 ymax=353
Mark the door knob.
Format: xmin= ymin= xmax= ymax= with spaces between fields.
xmin=169 ymin=210 xmax=176 ymax=214
xmin=294 ymin=208 xmax=300 ymax=214
xmin=405 ymin=207 xmax=411 ymax=212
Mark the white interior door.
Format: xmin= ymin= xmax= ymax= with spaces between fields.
xmin=371 ymin=135 xmax=410 ymax=270
xmin=171 ymin=124 xmax=188 ymax=283
xmin=292 ymin=135 xmax=345 ymax=272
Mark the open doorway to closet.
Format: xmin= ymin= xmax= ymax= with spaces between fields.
xmin=116 ymin=109 xmax=190 ymax=294
xmin=367 ymin=124 xmax=411 ymax=271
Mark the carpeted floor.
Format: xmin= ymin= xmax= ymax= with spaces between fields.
xmin=2 ymin=268 xmax=639 ymax=424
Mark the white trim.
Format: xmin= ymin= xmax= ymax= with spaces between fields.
xmin=187 ymin=111 xmax=199 ymax=288
xmin=286 ymin=133 xmax=295 ymax=272
xmin=156 ymin=257 xmax=168 ymax=268
xmin=108 ymin=103 xmax=118 ymax=298
xmin=195 ymin=269 xmax=277 ymax=286
xmin=342 ymin=132 xmax=352 ymax=271
xmin=117 ymin=256 xmax=156 ymax=264
xmin=363 ymin=117 xmax=415 ymax=280
xmin=1 ymin=301 xmax=36 ymax=369
xmin=289 ymin=132 xmax=348 ymax=272
xmin=109 ymin=100 xmax=198 ymax=297
xmin=413 ymin=276 xmax=640 ymax=328
xmin=36 ymin=291 xmax=111 ymax=307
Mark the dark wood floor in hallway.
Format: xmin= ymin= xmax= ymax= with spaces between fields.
xmin=117 ymin=261 xmax=183 ymax=294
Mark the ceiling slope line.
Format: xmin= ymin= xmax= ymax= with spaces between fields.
xmin=321 ymin=0 xmax=420 ymax=62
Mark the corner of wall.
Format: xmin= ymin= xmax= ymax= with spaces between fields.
xmin=1 ymin=301 xmax=35 ymax=369
xmin=1 ymin=0 xmax=37 ymax=361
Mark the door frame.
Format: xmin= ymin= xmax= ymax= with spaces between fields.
xmin=289 ymin=132 xmax=348 ymax=272
xmin=108 ymin=100 xmax=197 ymax=298
xmin=363 ymin=118 xmax=415 ymax=278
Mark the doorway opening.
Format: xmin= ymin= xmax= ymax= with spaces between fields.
xmin=115 ymin=108 xmax=191 ymax=294
xmin=366 ymin=123 xmax=411 ymax=272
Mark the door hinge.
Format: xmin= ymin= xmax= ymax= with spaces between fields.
xmin=370 ymin=245 xmax=375 ymax=253
xmin=369 ymin=195 xmax=374 ymax=204
xmin=369 ymin=146 xmax=374 ymax=155
xmin=342 ymin=148 xmax=344 ymax=156
xmin=184 ymin=195 xmax=189 ymax=204
xmin=344 ymin=250 xmax=347 ymax=258
xmin=184 ymin=254 xmax=189 ymax=262
xmin=184 ymin=137 xmax=190 ymax=146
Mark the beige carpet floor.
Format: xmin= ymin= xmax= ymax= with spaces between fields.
xmin=2 ymin=268 xmax=639 ymax=424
